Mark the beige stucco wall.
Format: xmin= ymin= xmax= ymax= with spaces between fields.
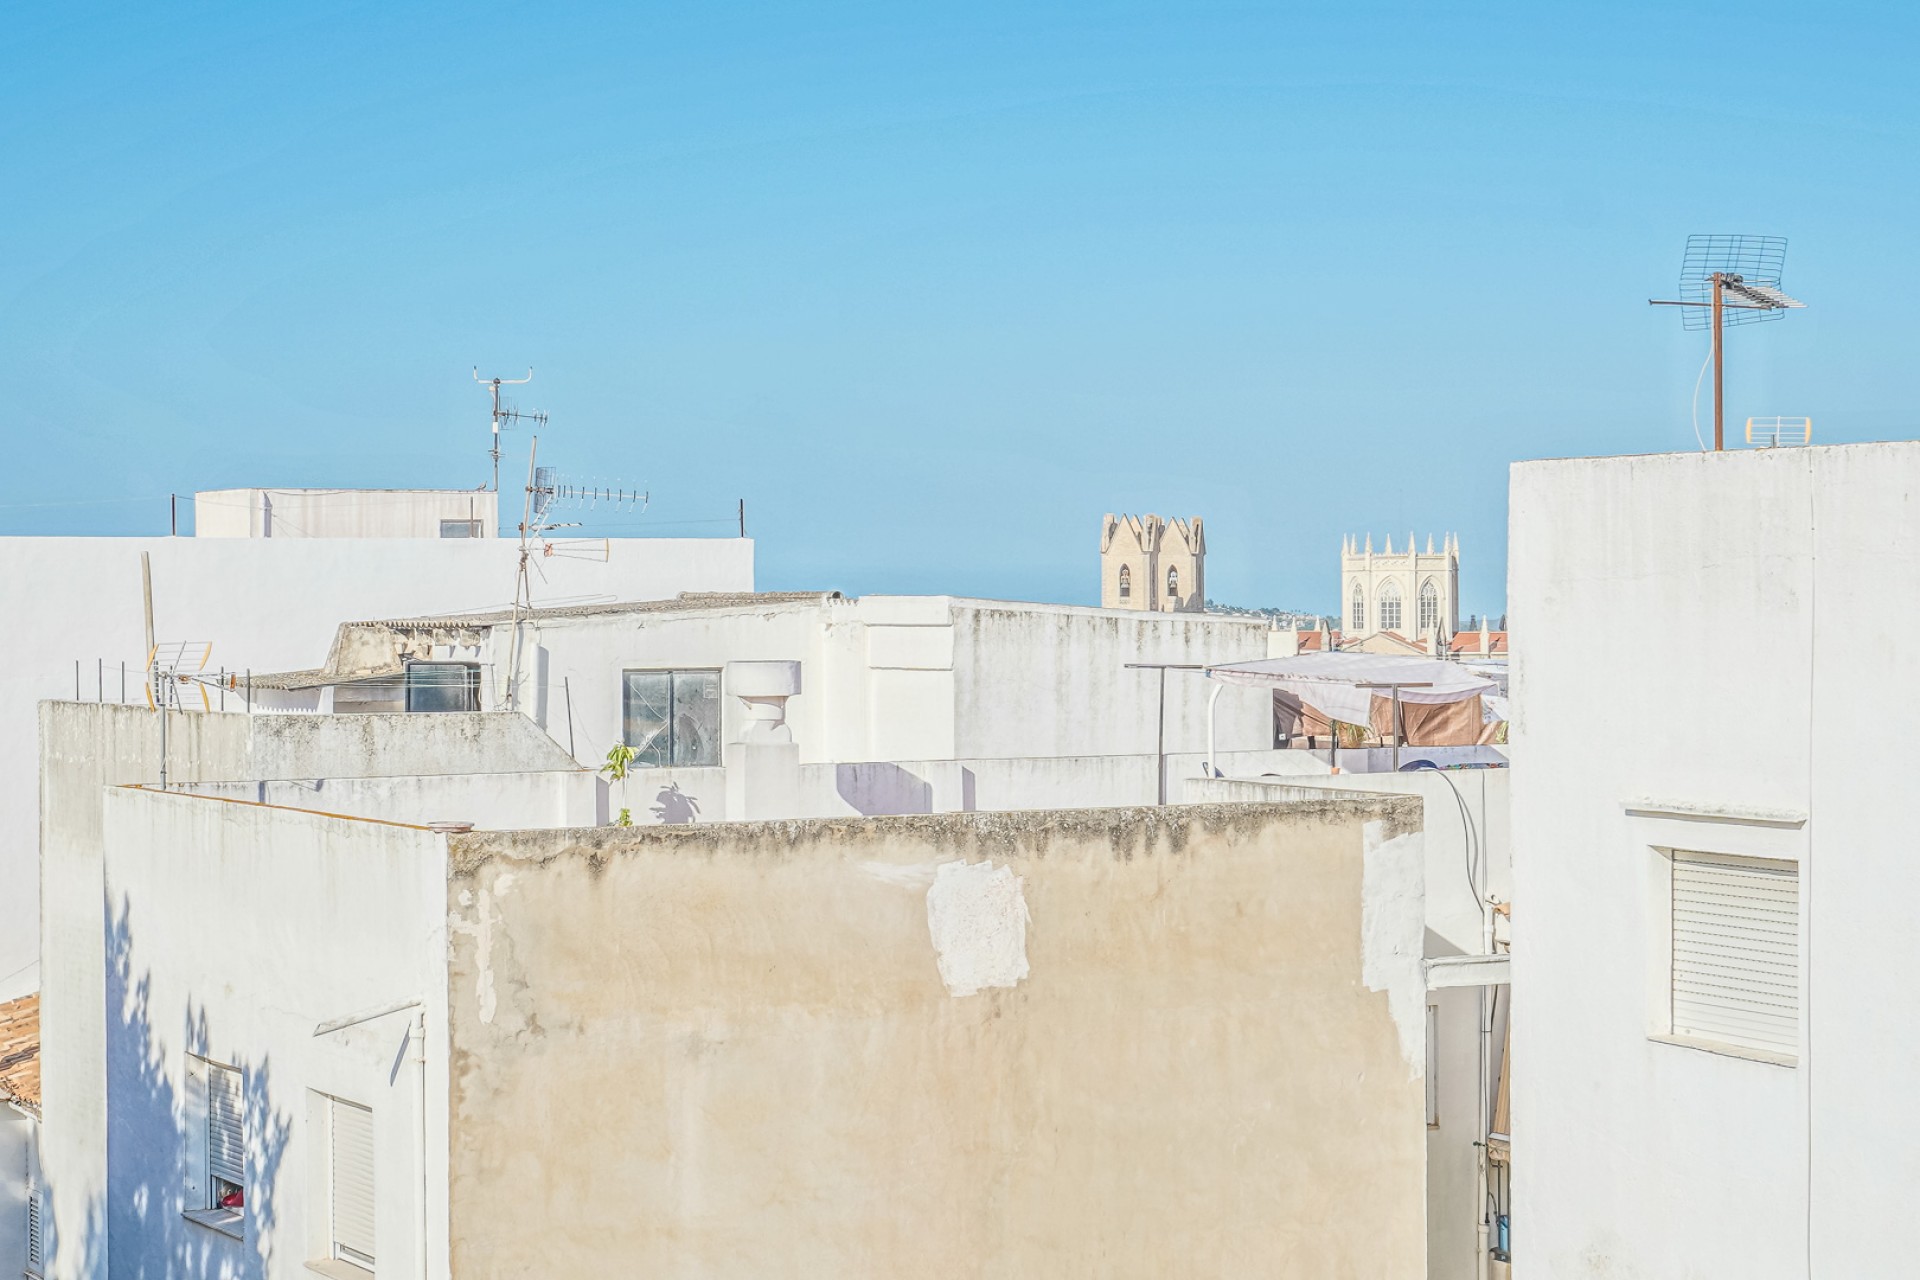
xmin=443 ymin=801 xmax=1427 ymax=1278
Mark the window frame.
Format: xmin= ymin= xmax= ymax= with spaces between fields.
xmin=1378 ymin=581 xmax=1403 ymax=632
xmin=183 ymin=1054 xmax=247 ymax=1238
xmin=1418 ymin=578 xmax=1440 ymax=632
xmin=621 ymin=668 xmax=724 ymax=768
xmin=438 ymin=518 xmax=484 ymax=538
xmin=403 ymin=661 xmax=481 ymax=713
xmin=1351 ymin=582 xmax=1365 ymax=631
xmin=1626 ymin=800 xmax=1807 ymax=1069
xmin=325 ymin=1095 xmax=376 ymax=1272
xmin=25 ymin=1126 xmax=43 ymax=1277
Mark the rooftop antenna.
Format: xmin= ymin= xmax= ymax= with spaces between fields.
xmin=1649 ymin=235 xmax=1805 ymax=451
xmin=472 ymin=367 xmax=548 ymax=493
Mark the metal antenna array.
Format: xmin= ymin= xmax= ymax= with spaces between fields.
xmin=472 ymin=367 xmax=549 ymax=492
xmin=500 ymin=443 xmax=620 ymax=713
xmin=1650 ymin=235 xmax=1806 ymax=451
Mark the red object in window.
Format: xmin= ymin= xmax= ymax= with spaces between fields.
xmin=218 ymin=1187 xmax=244 ymax=1209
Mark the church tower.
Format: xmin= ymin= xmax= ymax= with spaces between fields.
xmin=1101 ymin=513 xmax=1205 ymax=612
xmin=1341 ymin=533 xmax=1458 ymax=644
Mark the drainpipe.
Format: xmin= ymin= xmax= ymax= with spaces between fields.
xmin=1476 ymin=781 xmax=1494 ymax=1280
xmin=413 ymin=1008 xmax=429 ymax=1280
xmin=1205 ymin=682 xmax=1224 ymax=777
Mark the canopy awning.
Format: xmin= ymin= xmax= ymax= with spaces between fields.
xmin=1206 ymin=653 xmax=1497 ymax=732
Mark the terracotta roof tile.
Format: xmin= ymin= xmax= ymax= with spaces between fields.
xmin=0 ymin=993 xmax=39 ymax=1114
xmin=1450 ymin=631 xmax=1509 ymax=655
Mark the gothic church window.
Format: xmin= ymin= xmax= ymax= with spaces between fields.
xmin=1352 ymin=583 xmax=1365 ymax=631
xmin=1166 ymin=566 xmax=1180 ymax=599
xmin=1118 ymin=565 xmax=1131 ymax=599
xmin=1379 ymin=581 xmax=1403 ymax=632
xmin=1418 ymin=579 xmax=1439 ymax=632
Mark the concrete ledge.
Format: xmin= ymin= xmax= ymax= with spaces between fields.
xmin=1424 ymin=953 xmax=1511 ymax=989
xmin=1622 ymin=797 xmax=1808 ymax=828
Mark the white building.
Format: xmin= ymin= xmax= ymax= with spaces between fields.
xmin=33 ymin=590 xmax=1396 ymax=1280
xmin=1343 ymin=533 xmax=1460 ymax=649
xmin=1510 ymin=442 xmax=1920 ymax=1279
xmin=0 ymin=528 xmax=752 ymax=1005
xmin=242 ymin=592 xmax=1295 ymax=819
xmin=85 ymin=753 xmax=1431 ymax=1278
xmin=193 ymin=488 xmax=500 ymax=539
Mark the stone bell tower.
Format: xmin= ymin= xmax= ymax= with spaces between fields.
xmin=1101 ymin=513 xmax=1205 ymax=612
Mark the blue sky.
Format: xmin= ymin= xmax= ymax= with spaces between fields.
xmin=6 ymin=3 xmax=1915 ymax=616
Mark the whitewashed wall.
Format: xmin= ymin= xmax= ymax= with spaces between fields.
xmin=102 ymin=789 xmax=453 ymax=1280
xmin=2 ymin=533 xmax=751 ymax=1002
xmin=1511 ymin=443 xmax=1920 ymax=1280
xmin=193 ymin=489 xmax=501 ymax=539
xmin=498 ymin=596 xmax=1278 ymax=773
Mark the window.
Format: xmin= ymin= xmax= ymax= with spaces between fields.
xmin=1117 ymin=565 xmax=1131 ymax=599
xmin=1378 ymin=581 xmax=1403 ymax=632
xmin=404 ymin=662 xmax=479 ymax=713
xmin=183 ymin=1056 xmax=246 ymax=1235
xmin=1418 ymin=579 xmax=1440 ymax=632
xmin=328 ymin=1097 xmax=375 ymax=1271
xmin=622 ymin=669 xmax=721 ymax=767
xmin=1669 ymin=851 xmax=1799 ymax=1058
xmin=25 ymin=1133 xmax=42 ymax=1277
xmin=1166 ymin=566 xmax=1180 ymax=599
xmin=1351 ymin=583 xmax=1365 ymax=631
xmin=439 ymin=519 xmax=483 ymax=538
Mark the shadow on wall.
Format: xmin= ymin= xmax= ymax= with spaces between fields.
xmin=834 ymin=763 xmax=932 ymax=816
xmin=651 ymin=782 xmax=700 ymax=825
xmin=71 ymin=899 xmax=293 ymax=1280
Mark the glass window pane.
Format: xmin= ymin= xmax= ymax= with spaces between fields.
xmin=405 ymin=663 xmax=478 ymax=712
xmin=671 ymin=670 xmax=721 ymax=766
xmin=622 ymin=672 xmax=673 ymax=766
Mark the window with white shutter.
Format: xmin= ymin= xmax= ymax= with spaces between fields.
xmin=25 ymin=1135 xmax=43 ymax=1277
xmin=1670 ymin=851 xmax=1799 ymax=1058
xmin=206 ymin=1061 xmax=246 ymax=1212
xmin=329 ymin=1098 xmax=375 ymax=1270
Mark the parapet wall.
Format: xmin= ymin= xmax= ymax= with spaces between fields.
xmin=443 ymin=800 xmax=1428 ymax=1278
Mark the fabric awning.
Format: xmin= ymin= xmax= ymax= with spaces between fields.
xmin=1206 ymin=653 xmax=1497 ymax=731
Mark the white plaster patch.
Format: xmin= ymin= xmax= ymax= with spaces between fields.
xmin=860 ymin=859 xmax=941 ymax=889
xmin=1361 ymin=819 xmax=1427 ymax=1073
xmin=447 ymin=887 xmax=498 ymax=1024
xmin=924 ymin=860 xmax=1030 ymax=997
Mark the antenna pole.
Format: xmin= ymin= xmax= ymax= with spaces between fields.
xmin=1711 ymin=271 xmax=1726 ymax=451
xmin=504 ymin=436 xmax=539 ymax=714
xmin=472 ymin=367 xmax=540 ymax=493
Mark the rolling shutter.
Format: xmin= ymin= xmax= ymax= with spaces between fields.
xmin=330 ymin=1098 xmax=375 ymax=1269
xmin=1671 ymin=852 xmax=1799 ymax=1056
xmin=207 ymin=1063 xmax=245 ymax=1188
xmin=25 ymin=1146 xmax=42 ymax=1275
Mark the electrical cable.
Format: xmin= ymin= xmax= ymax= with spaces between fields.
xmin=1690 ymin=337 xmax=1713 ymax=453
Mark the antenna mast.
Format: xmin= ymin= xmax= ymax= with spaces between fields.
xmin=503 ymin=438 xmax=545 ymax=714
xmin=1649 ymin=236 xmax=1805 ymax=451
xmin=472 ymin=367 xmax=548 ymax=492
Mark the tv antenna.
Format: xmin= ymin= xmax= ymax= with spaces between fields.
xmin=499 ymin=442 xmax=619 ymax=713
xmin=472 ymin=367 xmax=549 ymax=492
xmin=1649 ymin=235 xmax=1805 ymax=451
